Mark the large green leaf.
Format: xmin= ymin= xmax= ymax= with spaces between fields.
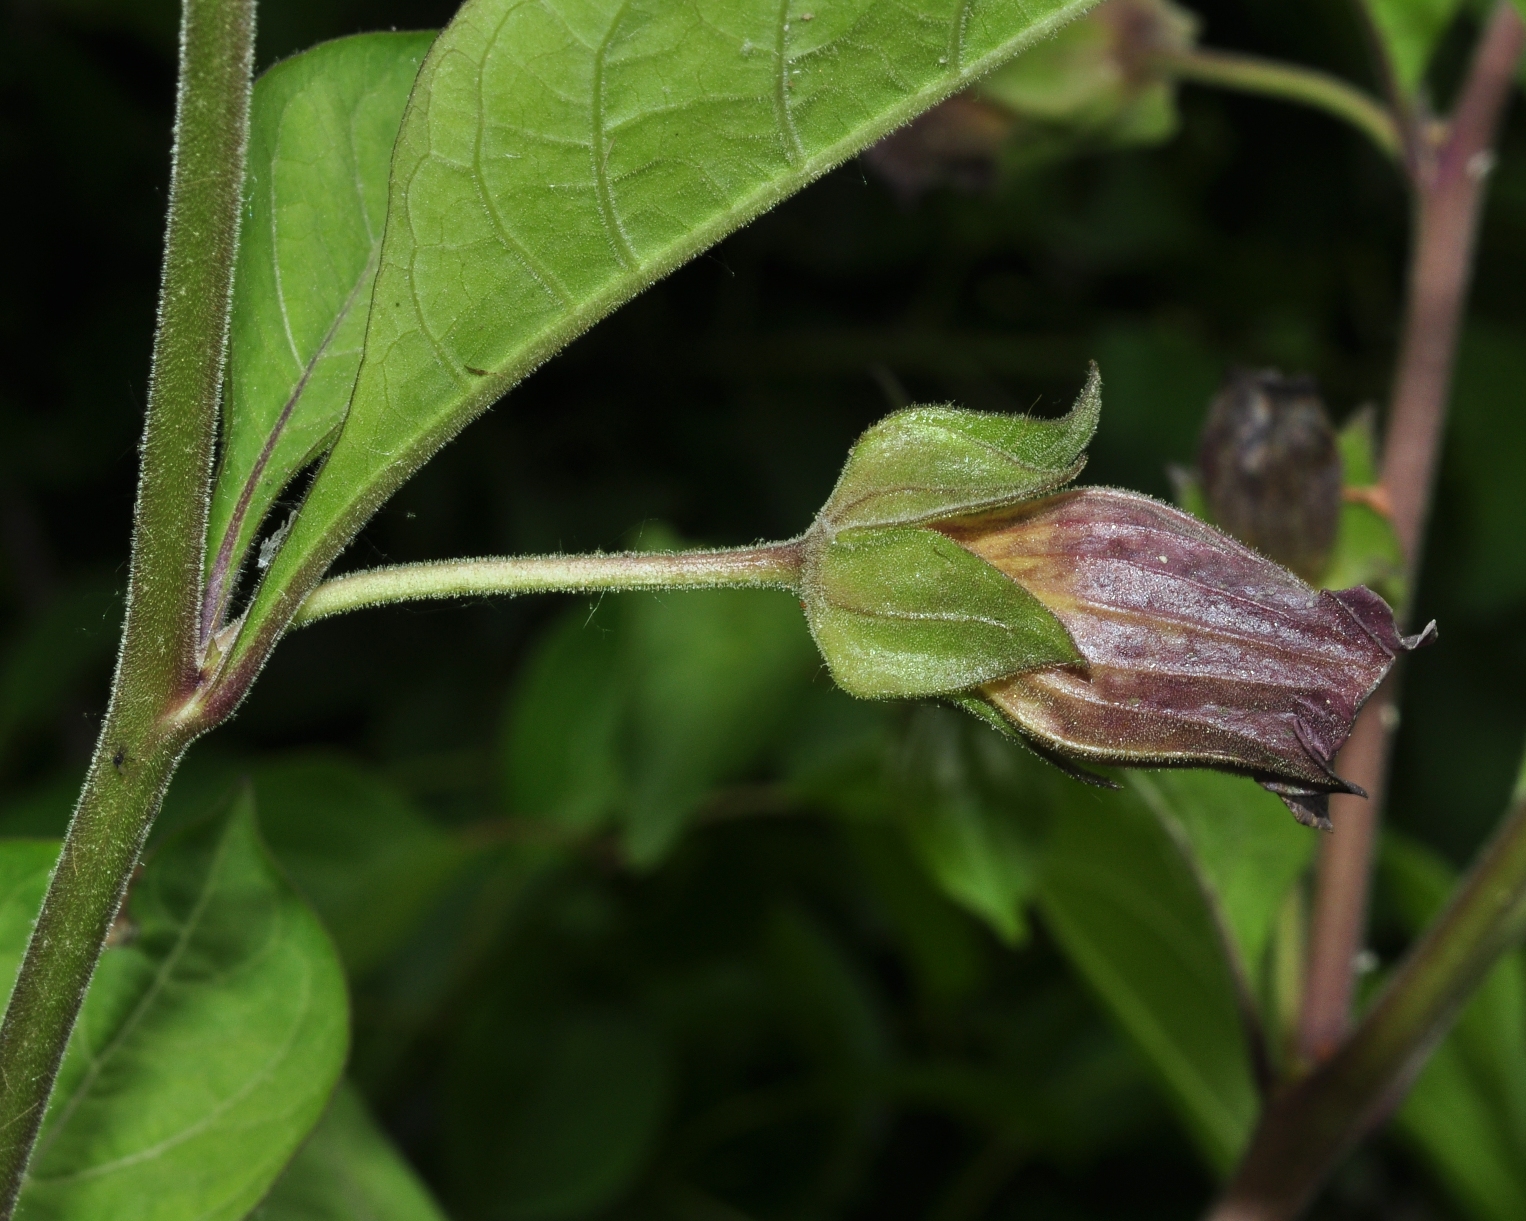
xmin=1035 ymin=781 xmax=1259 ymax=1175
xmin=235 ymin=0 xmax=1096 ymax=665
xmin=1360 ymin=0 xmax=1464 ymax=93
xmin=207 ymin=32 xmax=433 ymax=632
xmin=13 ymin=795 xmax=349 ymax=1221
xmin=1383 ymin=833 xmax=1526 ymax=1221
xmin=252 ymin=1081 xmax=446 ymax=1221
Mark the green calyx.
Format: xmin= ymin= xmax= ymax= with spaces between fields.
xmin=802 ymin=525 xmax=1082 ymax=699
xmin=817 ymin=361 xmax=1101 ymax=532
xmin=798 ymin=367 xmax=1100 ymax=701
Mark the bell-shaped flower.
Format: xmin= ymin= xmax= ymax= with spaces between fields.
xmin=937 ymin=487 xmax=1434 ymax=828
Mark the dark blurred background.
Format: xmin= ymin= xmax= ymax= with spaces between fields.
xmin=2 ymin=0 xmax=1523 ymax=1215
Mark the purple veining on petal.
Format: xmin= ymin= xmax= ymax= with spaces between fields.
xmin=937 ymin=488 xmax=1434 ymax=828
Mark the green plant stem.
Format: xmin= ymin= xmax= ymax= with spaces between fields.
xmin=0 ymin=0 xmax=255 ymax=1208
xmin=1298 ymin=0 xmax=1525 ymax=1070
xmin=1154 ymin=47 xmax=1401 ymax=160
xmin=1208 ymin=785 xmax=1526 ymax=1220
xmin=292 ymin=541 xmax=807 ymax=626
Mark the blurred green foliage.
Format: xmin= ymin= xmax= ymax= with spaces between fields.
xmin=3 ymin=0 xmax=1526 ymax=1216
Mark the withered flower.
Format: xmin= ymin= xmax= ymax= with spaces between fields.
xmin=938 ymin=488 xmax=1434 ymax=829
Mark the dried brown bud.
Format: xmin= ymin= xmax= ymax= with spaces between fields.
xmin=1197 ymin=369 xmax=1342 ymax=582
xmin=939 ymin=488 xmax=1434 ymax=829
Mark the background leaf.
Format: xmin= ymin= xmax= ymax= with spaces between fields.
xmin=13 ymin=794 xmax=349 ymax=1221
xmin=1130 ymin=770 xmax=1313 ymax=981
xmin=0 ymin=841 xmax=65 ymax=987
xmin=252 ymin=1081 xmax=447 ymax=1221
xmin=1359 ymin=0 xmax=1465 ymax=93
xmin=502 ymin=582 xmax=819 ymax=866
xmin=1035 ymin=779 xmax=1260 ymax=1174
xmin=236 ymin=755 xmax=469 ymax=977
xmin=1322 ymin=409 xmax=1405 ymax=604
xmin=209 ymin=31 xmax=433 ymax=626
xmin=445 ymin=1010 xmax=669 ymax=1221
xmin=152 ymin=753 xmax=471 ymax=979
xmin=1383 ymin=832 xmax=1526 ymax=1221
xmin=890 ymin=706 xmax=1046 ymax=944
xmin=237 ymin=0 xmax=1097 ymax=659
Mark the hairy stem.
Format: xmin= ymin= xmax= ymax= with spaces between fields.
xmin=0 ymin=0 xmax=255 ymax=1208
xmin=1210 ymin=779 xmax=1526 ymax=1220
xmin=293 ymin=541 xmax=807 ymax=626
xmin=1155 ymin=47 xmax=1401 ymax=159
xmin=1299 ymin=0 xmax=1525 ymax=1070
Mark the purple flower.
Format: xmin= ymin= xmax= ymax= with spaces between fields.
xmin=938 ymin=488 xmax=1434 ymax=828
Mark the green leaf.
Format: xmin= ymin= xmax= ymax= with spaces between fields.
xmin=820 ymin=364 xmax=1100 ymax=531
xmin=765 ymin=904 xmax=888 ymax=1073
xmin=843 ymin=822 xmax=989 ymax=1007
xmin=502 ymin=610 xmax=626 ymax=835
xmin=14 ymin=793 xmax=349 ymax=1221
xmin=146 ymin=752 xmax=469 ymax=978
xmin=234 ymin=0 xmax=1097 ymax=665
xmin=1130 ymin=771 xmax=1313 ymax=979
xmin=446 ymin=1011 xmax=669 ymax=1221
xmin=1322 ymin=409 xmax=1404 ymax=604
xmin=804 ymin=524 xmax=1080 ymax=699
xmin=1036 ymin=782 xmax=1259 ymax=1175
xmin=240 ymin=755 xmax=469 ymax=977
xmin=502 ymin=584 xmax=818 ymax=866
xmin=0 ymin=840 xmax=67 ymax=987
xmin=1360 ymin=0 xmax=1465 ymax=92
xmin=208 ymin=32 xmax=434 ymax=628
xmin=893 ymin=706 xmax=1045 ymax=944
xmin=1383 ymin=833 xmax=1526 ymax=1221
xmin=252 ymin=1081 xmax=447 ymax=1221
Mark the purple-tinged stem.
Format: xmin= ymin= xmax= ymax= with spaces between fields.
xmin=1299 ymin=0 xmax=1525 ymax=1069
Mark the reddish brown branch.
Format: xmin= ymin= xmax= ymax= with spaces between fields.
xmin=1297 ymin=0 xmax=1525 ymax=1072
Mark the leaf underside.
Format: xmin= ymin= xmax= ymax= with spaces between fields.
xmin=231 ymin=0 xmax=1098 ymax=668
xmin=208 ymin=32 xmax=434 ymax=636
xmin=12 ymin=798 xmax=348 ymax=1221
